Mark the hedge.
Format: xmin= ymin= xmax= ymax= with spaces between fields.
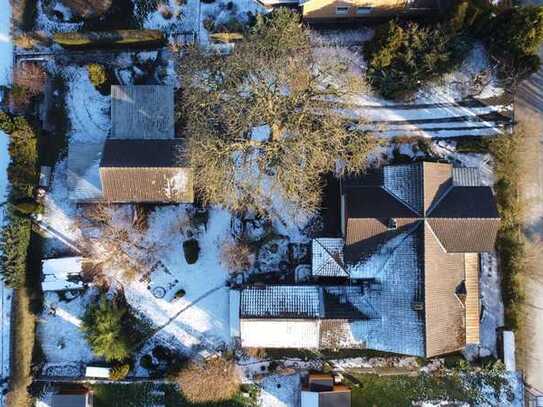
xmin=53 ymin=30 xmax=164 ymax=47
xmin=0 ymin=114 xmax=39 ymax=289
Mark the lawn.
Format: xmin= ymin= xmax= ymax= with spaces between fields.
xmin=92 ymin=383 xmax=254 ymax=407
xmin=347 ymin=374 xmax=469 ymax=407
xmin=346 ymin=370 xmax=512 ymax=407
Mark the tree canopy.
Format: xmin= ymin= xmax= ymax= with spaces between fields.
xmin=178 ymin=9 xmax=375 ymax=217
xmin=82 ymin=295 xmax=132 ymax=362
xmin=488 ymin=5 xmax=543 ymax=76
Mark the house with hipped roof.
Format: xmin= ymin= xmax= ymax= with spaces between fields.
xmin=235 ymin=162 xmax=500 ymax=357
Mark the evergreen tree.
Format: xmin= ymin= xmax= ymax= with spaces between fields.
xmin=365 ymin=21 xmax=464 ymax=99
xmin=489 ymin=6 xmax=543 ymax=76
xmin=82 ymin=296 xmax=132 ymax=362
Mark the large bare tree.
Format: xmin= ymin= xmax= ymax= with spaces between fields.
xmin=177 ymin=9 xmax=375 ymax=217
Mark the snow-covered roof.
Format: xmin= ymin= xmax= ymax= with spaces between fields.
xmin=240 ymin=319 xmax=320 ymax=348
xmin=85 ymin=366 xmax=110 ymax=378
xmin=42 ymin=257 xmax=84 ymax=292
xmin=229 ymin=290 xmax=240 ymax=338
xmin=111 ymin=85 xmax=174 ymax=140
xmin=67 ymin=142 xmax=104 ymax=202
xmin=452 ymin=167 xmax=481 ymax=186
xmin=383 ymin=163 xmax=423 ymax=214
xmin=240 ymin=286 xmax=323 ymax=319
xmin=503 ymin=331 xmax=516 ymax=372
xmin=312 ymin=238 xmax=347 ymax=277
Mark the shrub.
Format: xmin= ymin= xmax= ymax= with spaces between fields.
xmin=87 ymin=63 xmax=109 ymax=89
xmin=0 ymin=111 xmax=16 ymax=134
xmin=203 ymin=17 xmax=215 ymax=32
xmin=14 ymin=33 xmax=38 ymax=49
xmin=60 ymin=0 xmax=112 ymax=18
xmin=364 ymin=21 xmax=464 ymax=99
xmin=140 ymin=354 xmax=155 ymax=370
xmin=81 ymin=295 xmax=132 ymax=362
xmin=191 ymin=208 xmax=209 ymax=230
xmin=13 ymin=62 xmax=47 ymax=95
xmin=488 ymin=6 xmax=543 ymax=77
xmin=183 ymin=239 xmax=199 ymax=264
xmin=110 ymin=363 xmax=131 ymax=380
xmin=53 ymin=30 xmax=164 ymax=47
xmin=489 ymin=131 xmax=525 ymax=330
xmin=13 ymin=198 xmax=44 ymax=215
xmin=157 ymin=2 xmax=173 ymax=19
xmin=220 ymin=239 xmax=253 ymax=274
xmin=152 ymin=345 xmax=172 ymax=360
xmin=9 ymin=85 xmax=33 ymax=112
xmin=175 ymin=358 xmax=240 ymax=403
xmin=174 ymin=288 xmax=186 ymax=299
xmin=244 ymin=347 xmax=266 ymax=359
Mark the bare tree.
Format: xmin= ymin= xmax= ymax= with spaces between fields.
xmin=174 ymin=358 xmax=240 ymax=403
xmin=220 ymin=238 xmax=254 ymax=275
xmin=13 ymin=62 xmax=47 ymax=95
xmin=177 ymin=9 xmax=375 ymax=217
xmin=77 ymin=205 xmax=167 ymax=286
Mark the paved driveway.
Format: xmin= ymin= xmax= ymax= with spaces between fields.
xmin=516 ymin=0 xmax=543 ymax=390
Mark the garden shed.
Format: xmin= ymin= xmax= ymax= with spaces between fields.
xmin=42 ymin=257 xmax=85 ymax=292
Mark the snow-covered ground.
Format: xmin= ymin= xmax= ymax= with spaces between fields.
xmin=313 ymin=30 xmax=511 ymax=138
xmin=259 ymin=374 xmax=301 ymax=407
xmin=38 ymin=289 xmax=98 ymax=366
xmin=142 ymin=0 xmax=266 ymax=46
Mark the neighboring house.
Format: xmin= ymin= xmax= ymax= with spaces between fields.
xmin=256 ymin=0 xmax=443 ymax=20
xmin=37 ymin=385 xmax=93 ymax=407
xmin=68 ymin=85 xmax=194 ymax=204
xmin=237 ymin=162 xmax=500 ymax=357
xmin=42 ymin=257 xmax=85 ymax=292
xmin=300 ymin=0 xmax=442 ymax=20
xmin=301 ymin=373 xmax=351 ymax=407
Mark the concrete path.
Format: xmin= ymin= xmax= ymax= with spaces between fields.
xmin=516 ymin=0 xmax=543 ymax=391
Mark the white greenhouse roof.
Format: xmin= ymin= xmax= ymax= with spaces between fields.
xmin=42 ymin=257 xmax=84 ymax=292
xmin=240 ymin=319 xmax=320 ymax=348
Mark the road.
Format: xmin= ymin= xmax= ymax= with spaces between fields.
xmin=516 ymin=0 xmax=543 ymax=393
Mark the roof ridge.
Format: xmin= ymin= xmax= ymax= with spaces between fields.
xmin=363 ymin=221 xmax=422 ymax=278
xmin=379 ymin=186 xmax=420 ymax=218
xmin=427 ymin=216 xmax=501 ymax=220
xmin=425 ymin=183 xmax=454 ymax=217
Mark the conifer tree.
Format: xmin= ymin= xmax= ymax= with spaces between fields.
xmin=81 ymin=296 xmax=132 ymax=362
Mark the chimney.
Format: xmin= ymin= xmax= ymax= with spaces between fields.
xmin=387 ymin=218 xmax=397 ymax=230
